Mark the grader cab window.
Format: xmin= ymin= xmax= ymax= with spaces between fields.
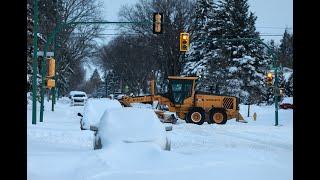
xmin=169 ymin=79 xmax=193 ymax=104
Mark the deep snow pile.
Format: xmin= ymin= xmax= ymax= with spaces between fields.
xmin=97 ymin=107 xmax=167 ymax=149
xmin=82 ymin=98 xmax=122 ymax=129
xmin=27 ymin=97 xmax=293 ymax=180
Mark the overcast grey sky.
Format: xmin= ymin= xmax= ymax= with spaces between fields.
xmin=99 ymin=0 xmax=292 ymax=44
xmin=85 ymin=0 xmax=292 ymax=79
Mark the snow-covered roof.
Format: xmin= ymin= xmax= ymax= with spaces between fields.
xmin=69 ymin=91 xmax=87 ymax=96
xmin=82 ymin=98 xmax=122 ymax=129
xmin=98 ymin=107 xmax=165 ymax=147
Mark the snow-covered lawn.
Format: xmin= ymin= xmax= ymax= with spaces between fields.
xmin=27 ymin=97 xmax=293 ymax=180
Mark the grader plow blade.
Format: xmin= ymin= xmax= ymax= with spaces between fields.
xmin=154 ymin=110 xmax=178 ymax=124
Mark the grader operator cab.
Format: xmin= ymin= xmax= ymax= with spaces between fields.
xmin=119 ymin=76 xmax=245 ymax=125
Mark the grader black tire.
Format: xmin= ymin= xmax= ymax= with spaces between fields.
xmin=186 ymin=108 xmax=205 ymax=125
xmin=209 ymin=109 xmax=227 ymax=124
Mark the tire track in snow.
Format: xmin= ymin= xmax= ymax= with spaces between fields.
xmin=169 ymin=123 xmax=292 ymax=154
xmin=213 ymin=130 xmax=292 ymax=151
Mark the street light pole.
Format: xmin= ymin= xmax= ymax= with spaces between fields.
xmin=32 ymin=0 xmax=39 ymax=124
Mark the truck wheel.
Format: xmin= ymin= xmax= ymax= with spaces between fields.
xmin=186 ymin=108 xmax=205 ymax=125
xmin=209 ymin=109 xmax=227 ymax=124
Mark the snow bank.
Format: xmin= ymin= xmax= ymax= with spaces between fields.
xmin=57 ymin=97 xmax=71 ymax=104
xmin=82 ymin=98 xmax=122 ymax=129
xmin=28 ymin=98 xmax=292 ymax=180
xmin=97 ymin=107 xmax=166 ymax=149
xmin=281 ymin=97 xmax=293 ymax=104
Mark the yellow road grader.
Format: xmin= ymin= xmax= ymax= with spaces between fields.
xmin=119 ymin=76 xmax=245 ymax=125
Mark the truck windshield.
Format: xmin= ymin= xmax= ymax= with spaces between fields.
xmin=73 ymin=94 xmax=85 ymax=97
xmin=170 ymin=79 xmax=193 ymax=104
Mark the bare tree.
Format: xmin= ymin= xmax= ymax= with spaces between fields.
xmin=52 ymin=0 xmax=103 ymax=95
xmin=118 ymin=0 xmax=194 ymax=77
xmin=99 ymin=34 xmax=159 ymax=95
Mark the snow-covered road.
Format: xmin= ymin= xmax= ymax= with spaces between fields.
xmin=27 ymin=98 xmax=292 ymax=180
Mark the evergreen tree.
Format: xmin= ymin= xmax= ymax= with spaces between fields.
xmin=82 ymin=69 xmax=102 ymax=95
xmin=182 ymin=0 xmax=217 ymax=90
xmin=285 ymin=73 xmax=293 ymax=97
xmin=90 ymin=69 xmax=102 ymax=91
xmin=211 ymin=0 xmax=271 ymax=104
xmin=186 ymin=0 xmax=215 ymax=64
xmin=278 ymin=29 xmax=293 ymax=68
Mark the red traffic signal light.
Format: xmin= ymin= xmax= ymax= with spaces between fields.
xmin=180 ymin=32 xmax=190 ymax=52
xmin=153 ymin=13 xmax=163 ymax=34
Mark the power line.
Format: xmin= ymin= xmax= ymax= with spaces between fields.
xmin=93 ymin=33 xmax=284 ymax=37
xmin=260 ymin=35 xmax=283 ymax=36
xmin=256 ymin=26 xmax=292 ymax=29
xmin=102 ymin=27 xmax=292 ymax=30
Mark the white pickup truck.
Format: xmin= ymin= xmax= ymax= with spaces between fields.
xmin=69 ymin=91 xmax=87 ymax=106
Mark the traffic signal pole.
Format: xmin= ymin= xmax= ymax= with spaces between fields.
xmin=274 ymin=61 xmax=279 ymax=126
xmin=52 ymin=38 xmax=57 ymax=111
xmin=32 ymin=0 xmax=39 ymax=124
xmin=39 ymin=23 xmax=64 ymax=122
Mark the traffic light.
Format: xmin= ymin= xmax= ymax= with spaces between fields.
xmin=180 ymin=32 xmax=190 ymax=52
xmin=153 ymin=13 xmax=163 ymax=34
xmin=47 ymin=79 xmax=55 ymax=89
xmin=47 ymin=57 xmax=55 ymax=78
xmin=266 ymin=72 xmax=273 ymax=86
